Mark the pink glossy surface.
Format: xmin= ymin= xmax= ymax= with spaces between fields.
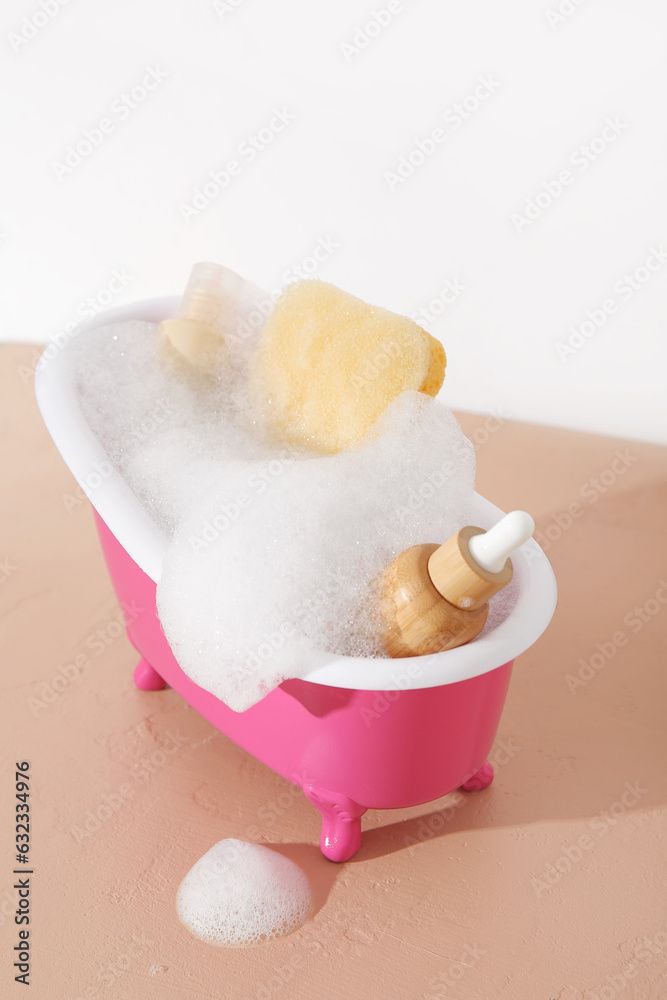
xmin=94 ymin=511 xmax=513 ymax=859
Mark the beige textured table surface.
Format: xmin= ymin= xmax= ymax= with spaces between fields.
xmin=1 ymin=344 xmax=666 ymax=1000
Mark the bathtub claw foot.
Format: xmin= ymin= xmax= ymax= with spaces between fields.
xmin=133 ymin=658 xmax=166 ymax=691
xmin=461 ymin=760 xmax=494 ymax=791
xmin=303 ymin=784 xmax=367 ymax=863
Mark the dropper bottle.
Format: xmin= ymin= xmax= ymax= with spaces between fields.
xmin=380 ymin=511 xmax=535 ymax=657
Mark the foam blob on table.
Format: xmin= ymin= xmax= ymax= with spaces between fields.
xmin=177 ymin=840 xmax=312 ymax=947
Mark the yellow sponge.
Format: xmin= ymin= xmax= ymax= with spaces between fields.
xmin=254 ymin=280 xmax=446 ymax=453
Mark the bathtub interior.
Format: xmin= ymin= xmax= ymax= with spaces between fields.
xmin=34 ymin=297 xmax=558 ymax=694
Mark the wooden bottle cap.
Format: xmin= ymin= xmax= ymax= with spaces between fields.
xmin=381 ymin=543 xmax=489 ymax=657
xmin=427 ymin=525 xmax=513 ymax=611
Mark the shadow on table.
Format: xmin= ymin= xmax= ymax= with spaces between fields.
xmin=266 ymin=842 xmax=339 ymax=916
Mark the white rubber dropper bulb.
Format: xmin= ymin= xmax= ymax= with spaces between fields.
xmin=467 ymin=510 xmax=535 ymax=574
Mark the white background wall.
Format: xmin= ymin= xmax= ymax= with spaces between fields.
xmin=2 ymin=0 xmax=665 ymax=443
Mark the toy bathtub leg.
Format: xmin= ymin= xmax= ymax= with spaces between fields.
xmin=133 ymin=658 xmax=166 ymax=692
xmin=303 ymin=784 xmax=367 ymax=863
xmin=460 ymin=760 xmax=494 ymax=791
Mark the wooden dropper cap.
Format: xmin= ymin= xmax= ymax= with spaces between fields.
xmin=380 ymin=511 xmax=535 ymax=658
xmin=427 ymin=511 xmax=535 ymax=611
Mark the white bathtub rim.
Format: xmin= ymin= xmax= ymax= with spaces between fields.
xmin=34 ymin=297 xmax=179 ymax=583
xmin=34 ymin=296 xmax=558 ymax=693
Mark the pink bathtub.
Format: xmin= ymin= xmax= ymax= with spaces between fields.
xmin=35 ymin=298 xmax=557 ymax=862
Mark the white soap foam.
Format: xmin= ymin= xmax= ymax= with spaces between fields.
xmin=177 ymin=840 xmax=312 ymax=947
xmin=69 ymin=281 xmax=275 ymax=537
xmin=157 ymin=390 xmax=475 ymax=710
xmin=67 ymin=267 xmax=519 ymax=711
